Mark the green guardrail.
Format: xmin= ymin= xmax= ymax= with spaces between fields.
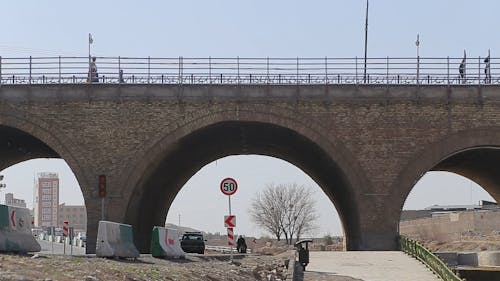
xmin=399 ymin=235 xmax=464 ymax=281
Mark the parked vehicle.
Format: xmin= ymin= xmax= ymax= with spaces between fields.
xmin=180 ymin=232 xmax=205 ymax=254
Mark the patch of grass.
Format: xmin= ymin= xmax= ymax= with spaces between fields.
xmin=71 ymin=258 xmax=84 ymax=264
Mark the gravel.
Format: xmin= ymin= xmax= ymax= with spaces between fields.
xmin=0 ymin=252 xmax=293 ymax=281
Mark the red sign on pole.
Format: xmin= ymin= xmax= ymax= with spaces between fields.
xmin=63 ymin=221 xmax=69 ymax=237
xmin=227 ymin=227 xmax=235 ymax=246
xmin=224 ymin=215 xmax=236 ymax=228
xmin=220 ymin=178 xmax=238 ymax=196
xmin=10 ymin=210 xmax=16 ymax=227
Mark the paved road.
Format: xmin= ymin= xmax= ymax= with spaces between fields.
xmin=38 ymin=239 xmax=86 ymax=255
xmin=301 ymin=251 xmax=441 ymax=281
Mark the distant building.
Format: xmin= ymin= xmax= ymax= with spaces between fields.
xmin=58 ymin=203 xmax=87 ymax=232
xmin=4 ymin=193 xmax=27 ymax=208
xmin=33 ymin=172 xmax=59 ymax=227
xmin=401 ymin=201 xmax=499 ymax=221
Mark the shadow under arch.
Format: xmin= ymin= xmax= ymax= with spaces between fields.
xmin=393 ymin=127 xmax=500 ymax=224
xmin=0 ymin=111 xmax=92 ymax=208
xmin=124 ymin=120 xmax=367 ymax=252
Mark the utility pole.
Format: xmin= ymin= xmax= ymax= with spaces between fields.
xmin=88 ymin=33 xmax=93 ymax=83
xmin=416 ymin=34 xmax=420 ymax=84
xmin=363 ymin=0 xmax=369 ymax=83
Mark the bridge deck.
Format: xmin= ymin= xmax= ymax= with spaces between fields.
xmin=302 ymin=251 xmax=441 ymax=281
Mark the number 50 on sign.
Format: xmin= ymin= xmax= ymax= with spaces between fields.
xmin=220 ymin=178 xmax=238 ymax=196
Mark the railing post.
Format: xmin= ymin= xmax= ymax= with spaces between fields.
xmin=324 ymin=56 xmax=328 ymax=85
xmin=355 ymin=56 xmax=358 ymax=84
xmin=209 ymin=56 xmax=212 ymax=84
xmin=296 ymin=57 xmax=299 ymax=84
xmin=179 ymin=56 xmax=183 ymax=85
xmin=386 ymin=56 xmax=389 ymax=85
xmin=417 ymin=55 xmax=420 ymax=85
xmin=148 ymin=56 xmax=151 ymax=84
xmin=478 ymin=56 xmax=481 ymax=85
xmin=29 ymin=56 xmax=32 ymax=84
xmin=118 ymin=56 xmax=121 ymax=84
xmin=266 ymin=57 xmax=270 ymax=84
xmin=237 ymin=56 xmax=240 ymax=85
xmin=447 ymin=56 xmax=450 ymax=86
xmin=58 ymin=56 xmax=61 ymax=84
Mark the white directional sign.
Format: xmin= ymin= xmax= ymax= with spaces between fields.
xmin=220 ymin=178 xmax=238 ymax=196
xmin=224 ymin=215 xmax=236 ymax=227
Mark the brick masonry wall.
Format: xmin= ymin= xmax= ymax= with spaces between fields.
xmin=1 ymin=84 xmax=500 ymax=251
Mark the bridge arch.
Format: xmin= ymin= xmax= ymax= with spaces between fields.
xmin=393 ymin=127 xmax=500 ymax=228
xmin=0 ymin=109 xmax=92 ymax=205
xmin=121 ymin=104 xmax=371 ymax=252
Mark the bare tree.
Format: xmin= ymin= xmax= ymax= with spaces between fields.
xmin=250 ymin=184 xmax=287 ymax=241
xmin=250 ymin=183 xmax=318 ymax=244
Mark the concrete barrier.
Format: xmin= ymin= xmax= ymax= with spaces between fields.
xmin=0 ymin=204 xmax=41 ymax=253
xmin=477 ymin=251 xmax=500 ymax=267
xmin=96 ymin=221 xmax=139 ymax=258
xmin=457 ymin=251 xmax=500 ymax=267
xmin=435 ymin=252 xmax=458 ymax=266
xmin=458 ymin=252 xmax=479 ymax=266
xmin=150 ymin=226 xmax=185 ymax=259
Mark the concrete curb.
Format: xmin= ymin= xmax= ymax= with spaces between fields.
xmin=286 ymin=249 xmax=296 ymax=280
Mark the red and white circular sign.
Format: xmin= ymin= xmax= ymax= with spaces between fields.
xmin=220 ymin=178 xmax=238 ymax=196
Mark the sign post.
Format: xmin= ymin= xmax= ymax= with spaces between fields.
xmin=220 ymin=178 xmax=238 ymax=263
xmin=63 ymin=221 xmax=69 ymax=255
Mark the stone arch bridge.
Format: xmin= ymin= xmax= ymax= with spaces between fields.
xmin=1 ymin=84 xmax=499 ymax=253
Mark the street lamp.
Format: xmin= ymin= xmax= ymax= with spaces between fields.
xmin=363 ymin=0 xmax=369 ymax=83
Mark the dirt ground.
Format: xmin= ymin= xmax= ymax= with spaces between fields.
xmin=419 ymin=234 xmax=500 ymax=252
xmin=0 ymin=252 xmax=292 ymax=281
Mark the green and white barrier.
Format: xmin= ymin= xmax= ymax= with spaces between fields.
xmin=96 ymin=221 xmax=139 ymax=258
xmin=0 ymin=204 xmax=41 ymax=253
xmin=151 ymin=226 xmax=185 ymax=259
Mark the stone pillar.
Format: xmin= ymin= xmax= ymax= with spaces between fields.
xmin=350 ymin=195 xmax=401 ymax=251
xmin=85 ymin=197 xmax=100 ymax=254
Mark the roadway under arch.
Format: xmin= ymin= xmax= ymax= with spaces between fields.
xmin=124 ymin=121 xmax=362 ymax=252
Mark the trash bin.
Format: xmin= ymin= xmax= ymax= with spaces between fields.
xmin=295 ymin=239 xmax=313 ymax=271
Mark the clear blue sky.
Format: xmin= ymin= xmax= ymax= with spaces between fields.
xmin=0 ymin=1 xmax=497 ymax=237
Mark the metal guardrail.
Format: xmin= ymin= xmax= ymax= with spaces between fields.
xmin=0 ymin=56 xmax=498 ymax=85
xmin=205 ymin=245 xmax=250 ymax=253
xmin=399 ymin=235 xmax=464 ymax=281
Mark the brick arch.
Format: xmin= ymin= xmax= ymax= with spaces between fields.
xmin=120 ymin=103 xmax=371 ymax=252
xmin=0 ymin=108 xmax=92 ymax=202
xmin=392 ymin=127 xmax=500 ymax=223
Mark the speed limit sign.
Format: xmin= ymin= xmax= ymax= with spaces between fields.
xmin=220 ymin=178 xmax=238 ymax=196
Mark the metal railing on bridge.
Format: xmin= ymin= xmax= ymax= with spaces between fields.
xmin=399 ymin=235 xmax=464 ymax=281
xmin=0 ymin=56 xmax=498 ymax=85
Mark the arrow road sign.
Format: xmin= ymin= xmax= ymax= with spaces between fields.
xmin=224 ymin=215 xmax=236 ymax=227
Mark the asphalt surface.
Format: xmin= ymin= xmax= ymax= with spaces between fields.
xmin=38 ymin=238 xmax=86 ymax=255
xmin=303 ymin=251 xmax=441 ymax=281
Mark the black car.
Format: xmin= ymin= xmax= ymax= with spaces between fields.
xmin=180 ymin=232 xmax=205 ymax=254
